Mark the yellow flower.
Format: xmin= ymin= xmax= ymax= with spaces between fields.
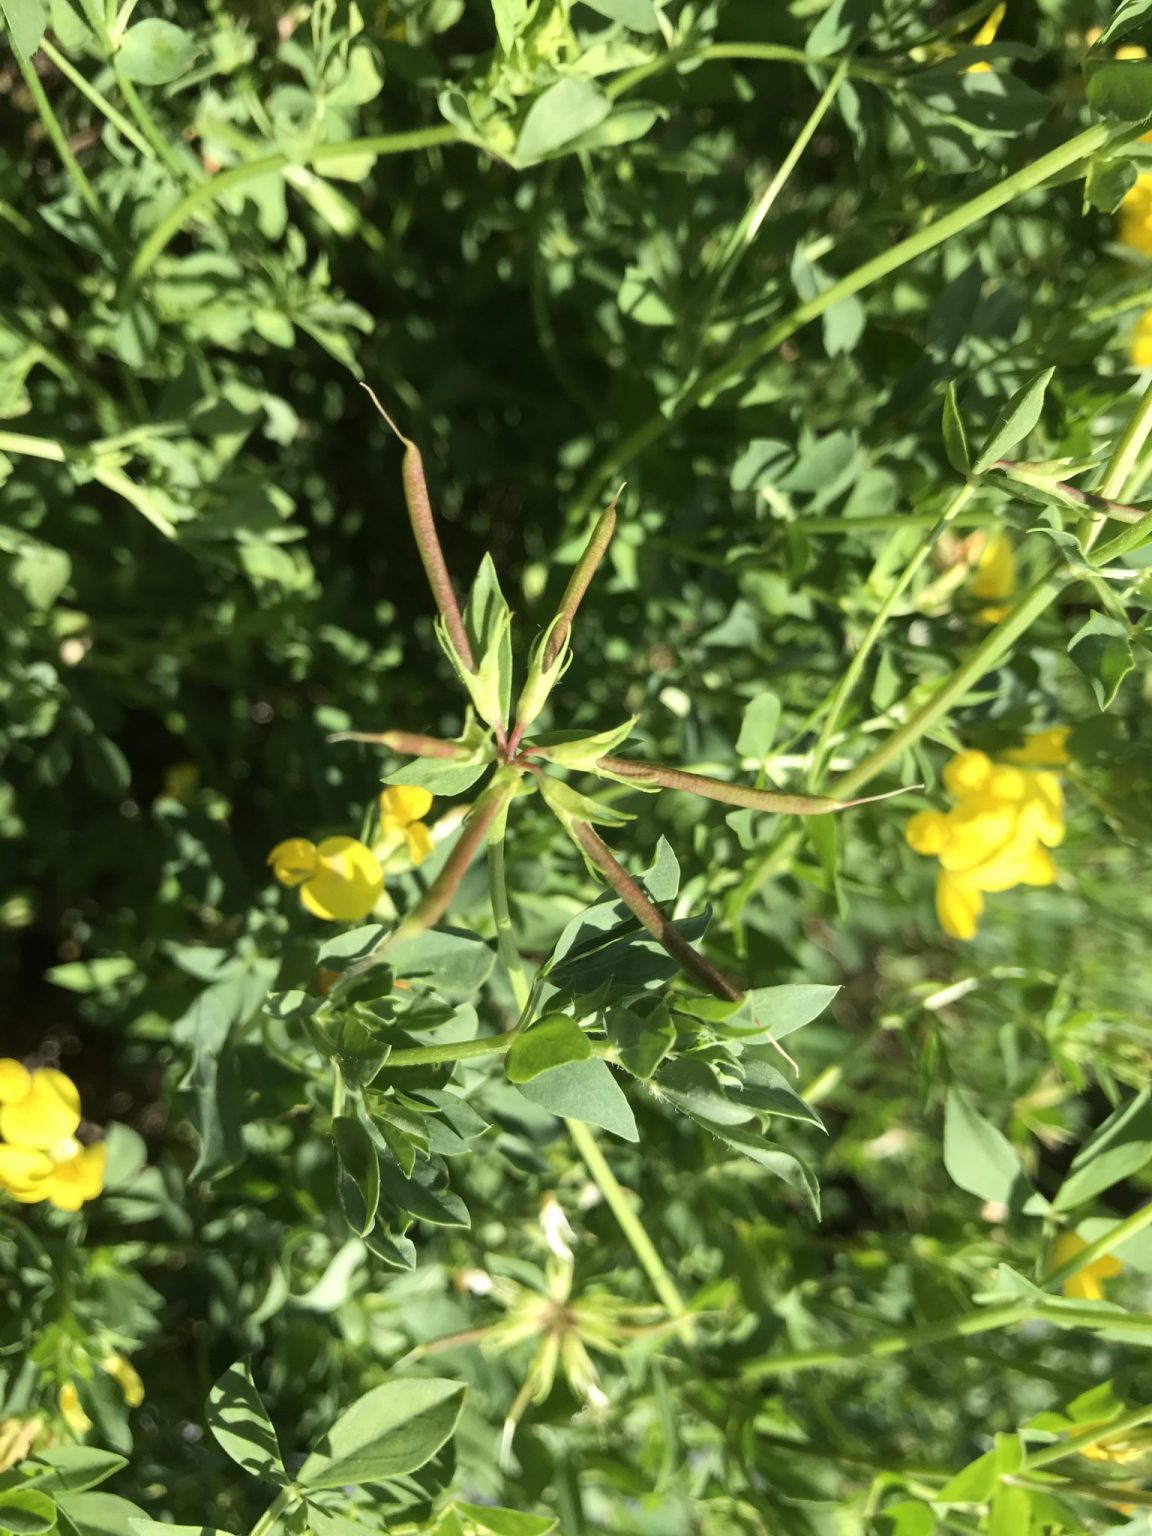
xmin=966 ymin=3 xmax=1005 ymax=72
xmin=0 ymin=1416 xmax=45 ymax=1474
xmin=58 ymin=1384 xmax=92 ymax=1436
xmin=101 ymin=1353 xmax=144 ymax=1408
xmin=1086 ymin=25 xmax=1148 ymax=62
xmin=1131 ymin=308 xmax=1152 ymax=368
xmin=268 ymin=836 xmax=383 ymax=922
xmin=1003 ymin=726 xmax=1069 ymax=767
xmin=0 ymin=1061 xmax=105 ymax=1211
xmin=905 ymin=744 xmax=1067 ymax=939
xmin=378 ymin=785 xmax=435 ymax=867
xmin=1049 ymin=1231 xmax=1122 ymax=1301
xmin=1119 ymin=170 xmax=1152 ymax=257
xmin=968 ymin=532 xmax=1015 ymax=624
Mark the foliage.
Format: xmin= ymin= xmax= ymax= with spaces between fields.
xmin=2 ymin=1 xmax=1152 ymax=1534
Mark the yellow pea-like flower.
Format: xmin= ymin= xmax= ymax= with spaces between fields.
xmin=102 ymin=1353 xmax=145 ymax=1408
xmin=58 ymin=1384 xmax=92 ymax=1436
xmin=906 ymin=739 xmax=1068 ymax=939
xmin=0 ymin=1060 xmax=106 ymax=1213
xmin=1003 ymin=726 xmax=1069 ymax=767
xmin=268 ymin=836 xmax=384 ymax=922
xmin=1119 ymin=172 xmax=1152 ymax=257
xmin=1050 ymin=1231 xmax=1122 ymax=1301
xmin=378 ymin=784 xmax=436 ymax=867
xmin=966 ymin=2 xmax=1005 ymax=72
xmin=1132 ymin=308 xmax=1152 ymax=368
xmin=968 ymin=532 xmax=1016 ymax=624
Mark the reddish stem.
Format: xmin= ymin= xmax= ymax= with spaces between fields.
xmin=568 ymin=819 xmax=743 ymax=1004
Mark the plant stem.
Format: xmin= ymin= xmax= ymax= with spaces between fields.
xmin=569 ymin=120 xmax=1122 ymax=519
xmin=16 ymin=51 xmax=111 ymax=234
xmin=489 ymin=830 xmax=531 ymax=1012
xmin=568 ymin=819 xmax=743 ymax=1002
xmin=808 ymin=481 xmax=977 ymax=788
xmin=387 ymin=1034 xmax=515 ymax=1069
xmin=605 ymin=41 xmax=887 ymax=102
xmin=1043 ymin=1202 xmax=1152 ymax=1292
xmin=597 ymin=755 xmax=912 ymax=815
xmin=741 ymin=1303 xmax=1033 ymax=1382
xmin=247 ymin=1485 xmax=301 ymax=1536
xmin=832 ymin=569 xmax=1064 ymax=796
xmin=38 ymin=37 xmax=153 ymax=158
xmin=1023 ymin=1402 xmax=1152 ymax=1470
xmin=123 ymin=125 xmax=459 ymax=294
xmin=565 ymin=1117 xmax=695 ymax=1344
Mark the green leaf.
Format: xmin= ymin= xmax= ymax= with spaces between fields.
xmin=22 ymin=1449 xmax=128 ymax=1494
xmin=129 ymin=1524 xmax=234 ymax=1536
xmin=60 ymin=1495 xmax=153 ymax=1536
xmin=1085 ymin=155 xmax=1138 ymax=213
xmin=1097 ymin=0 xmax=1152 ymax=48
xmin=605 ymin=1003 xmax=675 ymax=1079
xmin=0 ymin=0 xmax=46 ymax=59
xmin=116 ymin=18 xmax=197 ymax=85
xmin=657 ymin=1058 xmax=753 ymax=1126
xmin=875 ymin=1502 xmax=934 ymax=1536
xmin=516 ymin=1058 xmax=638 ymax=1141
xmin=386 ymin=928 xmax=496 ymax=999
xmin=506 ymin=1014 xmax=592 ymax=1083
xmin=456 ymin=554 xmax=513 ymax=729
xmin=490 ymin=0 xmax=529 ymax=52
xmin=937 ymin=1447 xmax=998 ymax=1503
xmin=942 ymin=380 xmax=970 ymax=475
xmin=537 ymin=771 xmax=634 ymax=829
xmin=578 ymin=0 xmax=659 ymax=31
xmin=739 ymin=984 xmax=840 ymax=1041
xmin=334 ymin=1116 xmax=382 ymax=1237
xmin=45 ymin=956 xmax=136 ymax=993
xmin=1053 ymin=1091 xmax=1152 ymax=1211
xmin=377 ymin=1155 xmax=470 ymax=1228
xmin=450 ymin=1503 xmax=558 ymax=1536
xmin=989 ymin=1483 xmax=1030 ymax=1536
xmin=298 ymin=1378 xmax=466 ymax=1489
xmin=12 ymin=540 xmax=70 ymax=608
xmin=0 ymin=1490 xmax=57 ymax=1535
xmin=943 ymin=1090 xmax=1047 ymax=1215
xmin=694 ymin=1119 xmax=821 ymax=1216
xmin=971 ymin=368 xmax=1055 ymax=475
xmin=207 ymin=1361 xmax=286 ymax=1484
xmin=516 ymin=79 xmax=611 ymax=165
xmin=1086 ymin=59 xmax=1152 ymax=121
xmin=735 ymin=692 xmax=780 ymax=760
xmin=80 ymin=734 xmax=131 ymax=796
xmin=381 ymin=758 xmax=490 ymax=796
xmin=1068 ymin=612 xmax=1135 ymax=710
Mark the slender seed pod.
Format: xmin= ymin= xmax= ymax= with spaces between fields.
xmin=543 ymin=487 xmax=623 ymax=669
xmin=568 ymin=819 xmax=743 ymax=1004
xmin=598 ymin=757 xmax=916 ymax=816
xmin=361 ymin=384 xmax=475 ymax=672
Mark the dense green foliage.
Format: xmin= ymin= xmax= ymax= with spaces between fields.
xmin=3 ymin=1 xmax=1152 ymax=1533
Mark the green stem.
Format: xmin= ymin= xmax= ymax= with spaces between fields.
xmin=742 ymin=1300 xmax=1152 ymax=1383
xmin=123 ymin=125 xmax=459 ymax=294
xmin=808 ymin=481 xmax=977 ymax=788
xmin=247 ymin=1485 xmax=301 ymax=1536
xmin=605 ymin=41 xmax=886 ymax=102
xmin=1023 ymin=1402 xmax=1152 ymax=1470
xmin=569 ymin=120 xmax=1122 ymax=518
xmin=489 ymin=830 xmax=531 ymax=1012
xmin=114 ymin=67 xmax=190 ymax=181
xmin=0 ymin=431 xmax=67 ymax=461
xmin=565 ymin=1117 xmax=695 ymax=1344
xmin=387 ymin=1034 xmax=515 ymax=1069
xmin=38 ymin=37 xmax=153 ymax=159
xmin=832 ymin=569 xmax=1064 ymax=797
xmin=1085 ymin=374 xmax=1152 ymax=552
xmin=704 ymin=60 xmax=848 ymax=314
xmin=15 ymin=51 xmax=111 ymax=234
xmin=740 ymin=1303 xmax=1032 ymax=1382
xmin=1043 ymin=1202 xmax=1152 ymax=1292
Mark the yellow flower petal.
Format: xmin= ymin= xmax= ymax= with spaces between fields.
xmin=0 ymin=1069 xmax=81 ymax=1150
xmin=268 ymin=838 xmax=319 ymax=888
xmin=969 ymin=533 xmax=1016 ymax=602
xmin=905 ymin=810 xmax=947 ymax=856
xmin=0 ymin=1144 xmax=54 ymax=1199
xmin=380 ymin=785 xmax=434 ymax=829
xmin=58 ymin=1384 xmax=92 ymax=1436
xmin=102 ymin=1354 xmax=144 ymax=1408
xmin=0 ymin=1060 xmax=32 ymax=1105
xmin=43 ymin=1142 xmax=106 ymax=1212
xmin=404 ymin=822 xmax=434 ymax=867
xmin=936 ymin=872 xmax=983 ymax=939
xmin=1002 ymin=727 xmax=1069 ymax=767
xmin=937 ymin=803 xmax=1018 ymax=872
xmin=942 ymin=750 xmax=992 ymax=798
xmin=1132 ymin=308 xmax=1152 ymax=368
xmin=298 ymin=837 xmax=383 ymax=922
